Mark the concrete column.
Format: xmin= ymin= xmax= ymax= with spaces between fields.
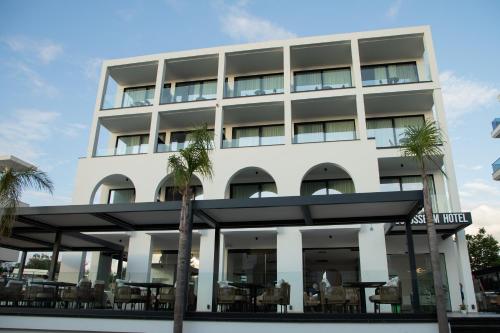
xmin=17 ymin=251 xmax=27 ymax=279
xmin=277 ymin=227 xmax=303 ymax=313
xmin=58 ymin=252 xmax=86 ymax=283
xmin=86 ymin=64 xmax=108 ymax=157
xmin=358 ymin=224 xmax=389 ymax=313
xmin=153 ymin=59 xmax=166 ymax=106
xmin=148 ymin=111 xmax=160 ymax=154
xmin=89 ymin=252 xmax=113 ymax=285
xmin=283 ymin=45 xmax=293 ymax=145
xmin=196 ymin=229 xmax=216 ymax=312
xmin=126 ymin=232 xmax=153 ymax=282
xmin=350 ymin=38 xmax=367 ymax=141
xmin=439 ymin=237 xmax=462 ymax=311
xmin=213 ymin=52 xmax=226 ymax=150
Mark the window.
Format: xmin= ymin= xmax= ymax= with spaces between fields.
xmin=230 ymin=183 xmax=277 ymax=199
xmin=115 ymin=134 xmax=149 ymax=155
xmin=172 ymin=79 xmax=217 ymax=103
xmin=229 ymin=125 xmax=284 ymax=148
xmin=380 ymin=175 xmax=439 ymax=211
xmin=226 ymin=249 xmax=276 ymax=287
xmin=122 ymin=85 xmax=155 ymax=107
xmin=164 ymin=186 xmax=203 ymax=201
xmin=361 ymin=62 xmax=419 ymax=86
xmin=233 ymin=73 xmax=284 ymax=97
xmin=301 ymin=179 xmax=355 ymax=196
xmin=367 ymin=115 xmax=424 ymax=148
xmin=108 ymin=188 xmax=135 ymax=204
xmin=294 ymin=68 xmax=352 ymax=92
xmin=294 ymin=120 xmax=356 ymax=143
xmin=168 ymin=129 xmax=215 ymax=151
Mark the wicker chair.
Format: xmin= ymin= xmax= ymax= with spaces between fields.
xmin=345 ymin=287 xmax=361 ymax=313
xmin=0 ymin=280 xmax=24 ymax=306
xmin=217 ymin=285 xmax=237 ymax=312
xmin=35 ymin=286 xmax=57 ymax=308
xmin=369 ymin=281 xmax=402 ymax=313
xmin=60 ymin=286 xmax=78 ymax=308
xmin=303 ymin=292 xmax=321 ymax=312
xmin=92 ymin=281 xmax=106 ymax=309
xmin=77 ymin=280 xmax=93 ymax=309
xmin=158 ymin=287 xmax=175 ymax=310
xmin=320 ymin=284 xmax=347 ymax=313
xmin=24 ymin=284 xmax=43 ymax=307
xmin=130 ymin=287 xmax=147 ymax=310
xmin=114 ymin=286 xmax=131 ymax=310
xmin=260 ymin=282 xmax=291 ymax=313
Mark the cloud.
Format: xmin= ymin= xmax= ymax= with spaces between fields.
xmin=440 ymin=71 xmax=499 ymax=122
xmin=386 ymin=0 xmax=402 ymax=18
xmin=23 ymin=190 xmax=72 ymax=206
xmin=3 ymin=36 xmax=63 ymax=64
xmin=218 ymin=1 xmax=296 ymax=42
xmin=457 ymin=164 xmax=483 ymax=171
xmin=0 ymin=109 xmax=60 ymax=161
xmin=58 ymin=123 xmax=87 ymax=138
xmin=12 ymin=62 xmax=59 ymax=97
xmin=459 ymin=179 xmax=500 ymax=200
xmin=465 ymin=204 xmax=500 ymax=241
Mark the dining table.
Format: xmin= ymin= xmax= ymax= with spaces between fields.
xmin=343 ymin=281 xmax=386 ymax=313
xmin=228 ymin=282 xmax=264 ymax=312
xmin=124 ymin=282 xmax=173 ymax=311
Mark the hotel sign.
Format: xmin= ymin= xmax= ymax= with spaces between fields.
xmin=395 ymin=212 xmax=472 ymax=226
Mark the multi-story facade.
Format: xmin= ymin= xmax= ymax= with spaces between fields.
xmin=492 ymin=96 xmax=500 ymax=180
xmin=53 ymin=26 xmax=476 ymax=316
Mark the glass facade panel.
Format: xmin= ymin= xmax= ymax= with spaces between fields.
xmin=108 ymin=189 xmax=135 ymax=204
xmin=226 ymin=249 xmax=277 ymax=287
xmin=367 ymin=116 xmax=425 ymax=148
xmin=260 ymin=125 xmax=284 ymax=145
xmin=231 ymin=183 xmax=277 ymax=199
xmin=162 ymin=79 xmax=217 ymax=103
xmin=295 ymin=123 xmax=324 ymax=143
xmin=294 ymin=71 xmax=321 ymax=91
xmin=362 ymin=62 xmax=419 ymax=86
xmin=294 ymin=68 xmax=352 ymax=92
xmin=115 ymin=134 xmax=149 ymax=155
xmin=233 ymin=74 xmax=283 ymax=97
xmin=394 ymin=116 xmax=425 ymax=146
xmin=122 ymin=86 xmax=155 ymax=107
xmin=324 ymin=120 xmax=356 ymax=141
xmin=233 ymin=127 xmax=260 ymax=147
xmin=380 ymin=175 xmax=438 ymax=212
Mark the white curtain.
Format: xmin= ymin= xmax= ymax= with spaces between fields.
xmin=325 ymin=120 xmax=355 ymax=141
xmin=260 ymin=183 xmax=277 ymax=197
xmin=367 ymin=118 xmax=395 ymax=147
xmin=301 ymin=181 xmax=327 ymax=196
xmin=122 ymin=86 xmax=155 ymax=107
xmin=394 ymin=116 xmax=424 ymax=145
xmin=328 ymin=179 xmax=355 ymax=194
xmin=235 ymin=77 xmax=260 ymax=96
xmin=261 ymin=125 xmax=284 ymax=145
xmin=294 ymin=72 xmax=321 ymax=91
xmin=322 ymin=68 xmax=352 ymax=88
xmin=202 ymin=80 xmax=217 ymax=99
xmin=295 ymin=123 xmax=324 ymax=143
xmin=116 ymin=135 xmax=142 ymax=155
xmin=231 ymin=184 xmax=260 ymax=199
xmin=234 ymin=127 xmax=260 ymax=147
xmin=109 ymin=189 xmax=135 ymax=204
xmin=262 ymin=74 xmax=283 ymax=94
xmin=389 ymin=63 xmax=419 ymax=83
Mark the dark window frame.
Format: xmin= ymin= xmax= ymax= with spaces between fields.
xmin=366 ymin=114 xmax=425 ymax=148
xmin=230 ymin=182 xmax=277 ymax=199
xmin=163 ymin=185 xmax=203 ymax=201
xmin=293 ymin=67 xmax=352 ymax=92
xmin=301 ymin=178 xmax=354 ymax=196
xmin=361 ymin=61 xmax=420 ymax=86
xmin=231 ymin=123 xmax=284 ymax=147
xmin=121 ymin=85 xmax=156 ymax=107
xmin=293 ymin=119 xmax=357 ymax=143
xmin=232 ymin=72 xmax=284 ymax=97
xmin=107 ymin=188 xmax=136 ymax=204
xmin=380 ymin=174 xmax=436 ymax=192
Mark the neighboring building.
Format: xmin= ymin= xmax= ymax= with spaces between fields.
xmin=1 ymin=26 xmax=481 ymax=332
xmin=492 ymin=96 xmax=500 ymax=180
xmin=0 ymin=155 xmax=32 ymax=263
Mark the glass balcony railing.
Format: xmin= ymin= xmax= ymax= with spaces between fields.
xmin=95 ymin=145 xmax=148 ymax=157
xmin=492 ymin=118 xmax=500 ymax=131
xmin=361 ymin=62 xmax=421 ymax=87
xmin=223 ymin=136 xmax=284 ymax=148
xmin=294 ymin=68 xmax=352 ymax=92
xmin=157 ymin=142 xmax=191 ymax=153
xmin=493 ymin=158 xmax=500 ymax=174
xmin=226 ymin=74 xmax=284 ymax=98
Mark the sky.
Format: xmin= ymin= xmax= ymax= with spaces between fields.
xmin=0 ymin=0 xmax=499 ymax=239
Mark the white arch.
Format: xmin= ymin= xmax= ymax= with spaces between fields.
xmin=154 ymin=173 xmax=204 ymax=201
xmin=300 ymin=162 xmax=356 ymax=194
xmin=224 ymin=166 xmax=278 ymax=199
xmin=90 ymin=173 xmax=136 ymax=204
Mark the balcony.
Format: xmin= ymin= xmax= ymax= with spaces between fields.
xmin=292 ymin=95 xmax=358 ymax=144
xmin=493 ymin=158 xmax=500 ymax=181
xmin=93 ymin=114 xmax=151 ymax=157
xmin=358 ymin=33 xmax=431 ymax=87
xmin=291 ymin=40 xmax=353 ymax=93
xmin=156 ymin=107 xmax=216 ymax=153
xmin=222 ymin=102 xmax=285 ymax=149
xmin=225 ymin=47 xmax=284 ymax=99
xmin=492 ymin=118 xmax=500 ymax=138
xmin=101 ymin=61 xmax=158 ymax=110
xmin=160 ymin=54 xmax=219 ymax=105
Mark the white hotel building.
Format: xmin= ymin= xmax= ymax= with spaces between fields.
xmin=0 ymin=26 xmax=482 ymax=332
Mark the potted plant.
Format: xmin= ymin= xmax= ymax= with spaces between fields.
xmin=459 ymin=303 xmax=467 ymax=314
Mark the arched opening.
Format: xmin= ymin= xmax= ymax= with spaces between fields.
xmin=226 ymin=167 xmax=277 ymax=199
xmin=155 ymin=174 xmax=204 ymax=202
xmin=300 ymin=163 xmax=355 ymax=196
xmin=91 ymin=174 xmax=136 ymax=204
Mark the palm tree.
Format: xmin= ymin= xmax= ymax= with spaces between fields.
xmin=0 ymin=167 xmax=54 ymax=236
xmin=400 ymin=120 xmax=449 ymax=333
xmin=168 ymin=125 xmax=213 ymax=333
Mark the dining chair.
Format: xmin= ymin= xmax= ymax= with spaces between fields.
xmin=114 ymin=286 xmax=131 ymax=310
xmin=369 ymin=281 xmax=402 ymax=313
xmin=320 ymin=284 xmax=347 ymax=313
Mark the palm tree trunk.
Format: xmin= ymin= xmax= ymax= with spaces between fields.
xmin=173 ymin=188 xmax=193 ymax=333
xmin=421 ymin=169 xmax=449 ymax=333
